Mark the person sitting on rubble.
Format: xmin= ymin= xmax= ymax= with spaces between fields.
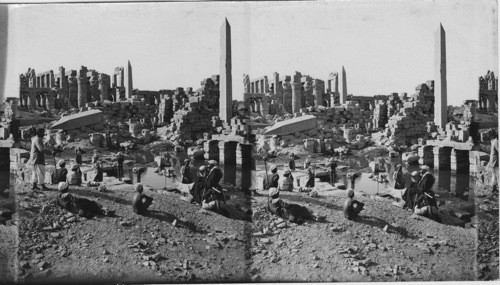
xmin=264 ymin=165 xmax=280 ymax=190
xmin=305 ymin=165 xmax=315 ymax=190
xmin=280 ymin=169 xmax=294 ymax=192
xmin=67 ymin=164 xmax=83 ymax=186
xmin=75 ymin=147 xmax=85 ymax=165
xmin=268 ymin=188 xmax=309 ymax=223
xmin=343 ymin=189 xmax=365 ymax=220
xmin=413 ymin=190 xmax=441 ymax=223
xmin=288 ymin=153 xmax=296 ymax=171
xmin=190 ymin=165 xmax=207 ymax=205
xmin=393 ymin=164 xmax=406 ymax=189
xmin=304 ymin=155 xmax=312 ymax=169
xmin=417 ymin=165 xmax=435 ymax=194
xmin=180 ymin=159 xmax=193 ymax=184
xmin=132 ymin=183 xmax=154 ymax=215
xmin=205 ymin=160 xmax=223 ymax=190
xmin=56 ymin=182 xmax=113 ymax=218
xmin=402 ymin=171 xmax=420 ymax=210
xmin=52 ymin=159 xmax=68 ymax=184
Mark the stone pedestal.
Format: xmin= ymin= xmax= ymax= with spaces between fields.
xmin=236 ymin=143 xmax=253 ymax=169
xmin=219 ymin=141 xmax=238 ymax=165
xmin=433 ymin=146 xmax=452 ymax=170
xmin=418 ymin=145 xmax=434 ymax=167
xmin=204 ymin=140 xmax=220 ymax=161
xmin=451 ymin=149 xmax=469 ymax=173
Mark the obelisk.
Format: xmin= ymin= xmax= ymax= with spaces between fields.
xmin=434 ymin=23 xmax=447 ymax=129
xmin=126 ymin=60 xmax=133 ymax=99
xmin=340 ymin=66 xmax=347 ymax=104
xmin=219 ymin=18 xmax=232 ymax=124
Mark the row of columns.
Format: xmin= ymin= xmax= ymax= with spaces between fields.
xmin=419 ymin=145 xmax=470 ymax=173
xmin=19 ymin=90 xmax=55 ymax=109
xmin=204 ymin=140 xmax=253 ymax=168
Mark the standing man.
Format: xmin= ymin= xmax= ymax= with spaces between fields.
xmin=488 ymin=129 xmax=499 ymax=193
xmin=180 ymin=159 xmax=192 ymax=184
xmin=75 ymin=147 xmax=85 ymax=165
xmin=116 ymin=152 xmax=124 ymax=181
xmin=328 ymin=157 xmax=337 ymax=186
xmin=29 ymin=128 xmax=49 ymax=191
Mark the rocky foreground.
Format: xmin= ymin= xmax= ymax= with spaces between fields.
xmin=0 ymin=171 xmax=496 ymax=283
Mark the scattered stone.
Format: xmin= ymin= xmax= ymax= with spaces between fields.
xmin=454 ymin=211 xmax=472 ymax=220
xmin=260 ymin=238 xmax=272 ymax=244
xmin=37 ymin=261 xmax=49 ymax=270
xmin=66 ymin=217 xmax=76 ymax=223
xmin=50 ymin=232 xmax=62 ymax=238
xmin=251 ymin=274 xmax=261 ymax=282
xmin=103 ymin=250 xmax=110 ymax=255
xmin=120 ymin=221 xmax=132 ymax=227
xmin=20 ymin=261 xmax=30 ymax=269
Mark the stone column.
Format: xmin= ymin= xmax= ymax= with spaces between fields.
xmin=450 ymin=149 xmax=469 ymax=173
xmin=292 ymin=82 xmax=302 ymax=114
xmin=77 ymin=67 xmax=88 ymax=108
xmin=282 ymin=80 xmax=292 ymax=113
xmin=28 ymin=91 xmax=36 ymax=108
xmin=313 ymin=79 xmax=323 ymax=107
xmin=433 ymin=146 xmax=452 ymax=170
xmin=46 ymin=90 xmax=55 ymax=109
xmin=219 ymin=141 xmax=237 ymax=165
xmin=98 ymin=74 xmax=109 ymax=102
xmin=261 ymin=97 xmax=269 ymax=116
xmin=418 ymin=145 xmax=434 ymax=167
xmin=255 ymin=98 xmax=261 ymax=114
xmin=237 ymin=143 xmax=253 ymax=168
xmin=204 ymin=140 xmax=220 ymax=161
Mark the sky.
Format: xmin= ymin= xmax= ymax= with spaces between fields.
xmin=1 ymin=0 xmax=498 ymax=106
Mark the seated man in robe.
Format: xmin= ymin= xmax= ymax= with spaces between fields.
xmin=56 ymin=182 xmax=113 ymax=218
xmin=280 ymin=169 xmax=294 ymax=192
xmin=132 ymin=183 xmax=154 ymax=215
xmin=343 ymin=189 xmax=365 ymax=220
xmin=268 ymin=188 xmax=310 ymax=223
xmin=414 ymin=191 xmax=441 ymax=223
xmin=189 ymin=165 xmax=207 ymax=205
xmin=402 ymin=171 xmax=420 ymax=210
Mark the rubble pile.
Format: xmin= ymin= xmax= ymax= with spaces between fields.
xmin=98 ymin=101 xmax=157 ymax=123
xmin=159 ymin=76 xmax=221 ymax=140
xmin=384 ymin=83 xmax=436 ymax=145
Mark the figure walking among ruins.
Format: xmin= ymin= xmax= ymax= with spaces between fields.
xmin=116 ymin=152 xmax=124 ymax=181
xmin=29 ymin=128 xmax=49 ymax=191
xmin=305 ymin=165 xmax=315 ymax=190
xmin=304 ymin=155 xmax=312 ymax=169
xmin=93 ymin=161 xmax=103 ymax=183
xmin=289 ymin=153 xmax=296 ymax=171
xmin=343 ymin=189 xmax=365 ymax=220
xmin=180 ymin=159 xmax=193 ymax=184
xmin=393 ymin=164 xmax=406 ymax=190
xmin=132 ymin=184 xmax=154 ymax=215
xmin=488 ymin=129 xmax=499 ymax=193
xmin=328 ymin=157 xmax=337 ymax=186
xmin=75 ymin=147 xmax=85 ymax=165
xmin=91 ymin=150 xmax=100 ymax=166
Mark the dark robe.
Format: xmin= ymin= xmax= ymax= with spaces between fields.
xmin=190 ymin=176 xmax=206 ymax=204
xmin=132 ymin=192 xmax=153 ymax=215
xmin=417 ymin=172 xmax=435 ymax=194
xmin=402 ymin=181 xmax=418 ymax=209
xmin=289 ymin=159 xmax=296 ymax=171
xmin=394 ymin=171 xmax=406 ymax=189
xmin=268 ymin=198 xmax=311 ymax=223
xmin=53 ymin=168 xmax=68 ymax=184
xmin=265 ymin=173 xmax=279 ymax=189
xmin=181 ymin=165 xmax=192 ymax=184
xmin=305 ymin=168 xmax=315 ymax=187
xmin=57 ymin=192 xmax=103 ymax=219
xmin=205 ymin=166 xmax=223 ymax=188
xmin=343 ymin=198 xmax=364 ymax=220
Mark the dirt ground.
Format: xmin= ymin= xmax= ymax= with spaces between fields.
xmin=0 ymin=143 xmax=498 ymax=282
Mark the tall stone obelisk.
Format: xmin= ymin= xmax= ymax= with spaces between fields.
xmin=340 ymin=66 xmax=347 ymax=104
xmin=434 ymin=23 xmax=447 ymax=130
xmin=219 ymin=18 xmax=232 ymax=124
xmin=126 ymin=60 xmax=133 ymax=99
